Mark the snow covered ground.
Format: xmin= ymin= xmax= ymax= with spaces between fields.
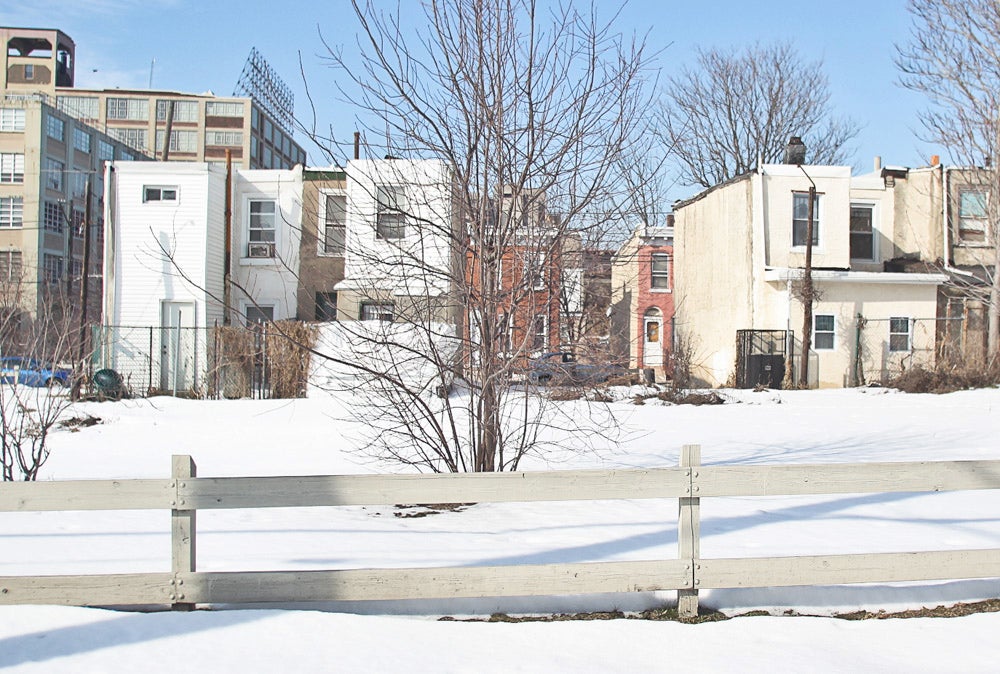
xmin=2 ymin=386 xmax=1000 ymax=672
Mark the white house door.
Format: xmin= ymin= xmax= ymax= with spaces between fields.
xmin=160 ymin=301 xmax=196 ymax=393
xmin=643 ymin=317 xmax=663 ymax=367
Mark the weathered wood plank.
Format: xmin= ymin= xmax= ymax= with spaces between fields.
xmin=698 ymin=549 xmax=1000 ymax=588
xmin=183 ymin=560 xmax=692 ymax=604
xmin=0 ymin=479 xmax=173 ymax=512
xmin=172 ymin=456 xmax=197 ymax=611
xmin=677 ymin=444 xmax=701 ymax=618
xmin=695 ymin=460 xmax=1000 ymax=497
xmin=177 ymin=468 xmax=691 ymax=510
xmin=0 ymin=573 xmax=175 ymax=606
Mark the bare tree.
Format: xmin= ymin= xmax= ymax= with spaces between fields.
xmin=1 ymin=274 xmax=76 ymax=481
xmin=896 ymin=0 xmax=1000 ymax=359
xmin=312 ymin=0 xmax=654 ymax=472
xmin=661 ymin=42 xmax=860 ymax=189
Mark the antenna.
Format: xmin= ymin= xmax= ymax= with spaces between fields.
xmin=233 ymin=48 xmax=294 ymax=134
xmin=148 ymin=58 xmax=155 ymax=88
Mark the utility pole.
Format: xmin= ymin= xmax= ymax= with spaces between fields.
xmin=799 ymin=180 xmax=816 ymax=388
xmin=223 ymin=149 xmax=233 ymax=325
xmin=71 ymin=177 xmax=93 ymax=401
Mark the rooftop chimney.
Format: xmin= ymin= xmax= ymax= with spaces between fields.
xmin=874 ymin=156 xmax=882 ymax=173
xmin=784 ymin=136 xmax=806 ymax=165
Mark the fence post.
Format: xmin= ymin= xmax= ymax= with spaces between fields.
xmin=678 ymin=444 xmax=701 ymax=618
xmin=171 ymin=455 xmax=197 ymax=610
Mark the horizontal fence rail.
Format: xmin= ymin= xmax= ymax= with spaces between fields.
xmin=2 ymin=449 xmax=999 ymax=617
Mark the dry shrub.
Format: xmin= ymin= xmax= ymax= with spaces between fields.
xmin=548 ymin=387 xmax=585 ymax=401
xmin=265 ymin=321 xmax=319 ymax=399
xmin=659 ymin=390 xmax=726 ymax=405
xmin=214 ymin=326 xmax=255 ymax=398
xmin=890 ymin=359 xmax=1000 ymax=394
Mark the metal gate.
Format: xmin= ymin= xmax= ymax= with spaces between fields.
xmin=735 ymin=329 xmax=787 ymax=389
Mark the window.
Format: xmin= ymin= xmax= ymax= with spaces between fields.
xmin=73 ymin=172 xmax=87 ymax=198
xmin=155 ymin=129 xmax=198 ymax=153
xmin=958 ymin=188 xmax=988 ymax=243
xmin=43 ymin=202 xmax=63 ymax=232
xmin=73 ymin=127 xmax=91 ymax=153
xmin=107 ymin=97 xmax=149 ymax=121
xmin=43 ymin=254 xmax=63 ymax=283
xmin=205 ymin=101 xmax=244 ymax=117
xmin=321 ymin=193 xmax=346 ymax=255
xmin=0 ymin=153 xmax=25 ymax=183
xmin=156 ymin=100 xmax=199 ymax=122
xmin=792 ymin=191 xmax=821 ymax=247
xmin=376 ymin=185 xmax=406 ymax=239
xmin=849 ymin=204 xmax=875 ymax=260
xmin=109 ymin=128 xmax=147 ymax=153
xmin=562 ymin=268 xmax=583 ymax=314
xmin=245 ymin=305 xmax=274 ymax=325
xmin=44 ymin=158 xmax=64 ymax=191
xmin=889 ymin=317 xmax=911 ymax=352
xmin=57 ymin=96 xmax=99 ymax=120
xmin=0 ymin=250 xmax=22 ymax=281
xmin=98 ymin=140 xmax=115 ymax=162
xmin=24 ymin=64 xmax=34 ymax=80
xmin=0 ymin=108 xmax=25 ymax=132
xmin=316 ymin=292 xmax=337 ymax=321
xmin=45 ymin=114 xmax=65 ymax=141
xmin=0 ymin=196 xmax=23 ymax=228
xmin=360 ymin=302 xmax=394 ymax=322
xmin=248 ymin=199 xmax=276 ymax=256
xmin=72 ymin=208 xmax=85 ymax=238
xmin=813 ymin=314 xmax=835 ymax=350
xmin=205 ymin=130 xmax=243 ymax=146
xmin=650 ymin=253 xmax=670 ymax=289
xmin=532 ymin=314 xmax=548 ymax=351
xmin=143 ymin=186 xmax=178 ymax=203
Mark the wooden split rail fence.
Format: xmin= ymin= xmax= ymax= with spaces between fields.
xmin=2 ymin=446 xmax=999 ymax=617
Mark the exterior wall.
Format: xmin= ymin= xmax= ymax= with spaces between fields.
xmin=1 ymin=28 xmax=75 ymax=92
xmin=892 ymin=166 xmax=943 ymax=263
xmin=674 ymin=176 xmax=756 ymax=387
xmin=336 ymin=158 xmax=457 ymax=323
xmin=0 ymin=97 xmax=138 ymax=329
xmin=52 ymin=89 xmax=306 ymax=171
xmin=232 ymin=167 xmax=303 ymax=323
xmin=760 ymin=165 xmax=854 ymax=270
xmin=298 ymin=169 xmax=347 ymax=320
xmin=777 ymin=277 xmax=940 ymax=387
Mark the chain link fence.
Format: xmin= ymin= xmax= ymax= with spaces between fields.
xmin=91 ymin=322 xmax=315 ymax=399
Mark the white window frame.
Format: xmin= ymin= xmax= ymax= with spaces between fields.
xmin=889 ymin=317 xmax=912 ymax=353
xmin=143 ymin=185 xmax=178 ymax=204
xmin=0 ymin=153 xmax=25 ymax=183
xmin=155 ymin=129 xmax=198 ymax=153
xmin=813 ymin=314 xmax=835 ymax=351
xmin=0 ymin=108 xmax=26 ymax=132
xmin=156 ymin=99 xmax=199 ymax=123
xmin=107 ymin=97 xmax=149 ymax=121
xmin=531 ymin=313 xmax=548 ymax=352
xmin=205 ymin=130 xmax=243 ymax=147
xmin=205 ymin=101 xmax=245 ymax=117
xmin=376 ymin=185 xmax=407 ymax=240
xmin=244 ymin=304 xmax=275 ymax=326
xmin=0 ymin=250 xmax=22 ymax=281
xmin=0 ymin=196 xmax=23 ymax=228
xmin=109 ymin=128 xmax=147 ymax=153
xmin=57 ymin=96 xmax=99 ymax=120
xmin=850 ymin=202 xmax=877 ymax=261
xmin=318 ymin=190 xmax=347 ymax=256
xmin=247 ymin=198 xmax=277 ymax=258
xmin=792 ymin=191 xmax=821 ymax=248
xmin=650 ymin=253 xmax=671 ymax=290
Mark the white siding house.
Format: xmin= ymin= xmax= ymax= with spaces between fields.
xmin=334 ymin=158 xmax=458 ymax=323
xmin=101 ymin=161 xmax=302 ymax=394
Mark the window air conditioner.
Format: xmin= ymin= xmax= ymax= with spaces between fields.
xmin=247 ymin=243 xmax=274 ymax=258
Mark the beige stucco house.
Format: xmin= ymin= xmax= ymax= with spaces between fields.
xmin=674 ymin=157 xmax=947 ymax=389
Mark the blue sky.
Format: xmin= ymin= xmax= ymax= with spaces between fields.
xmin=1 ymin=0 xmax=935 ymax=203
